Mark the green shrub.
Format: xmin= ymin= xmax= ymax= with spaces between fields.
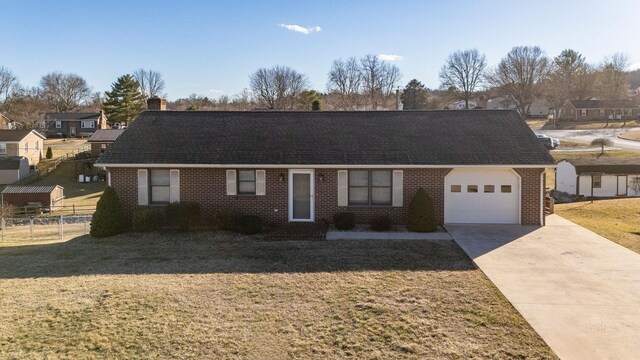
xmin=165 ymin=202 xmax=201 ymax=231
xmin=237 ymin=215 xmax=262 ymax=235
xmin=212 ymin=208 xmax=236 ymax=231
xmin=370 ymin=215 xmax=392 ymax=232
xmin=407 ymin=188 xmax=437 ymax=232
xmin=132 ymin=207 xmax=161 ymax=232
xmin=46 ymin=146 xmax=53 ymax=159
xmin=333 ymin=212 xmax=355 ymax=230
xmin=90 ymin=186 xmax=126 ymax=237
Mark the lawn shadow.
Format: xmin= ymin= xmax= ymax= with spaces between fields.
xmin=0 ymin=232 xmax=475 ymax=279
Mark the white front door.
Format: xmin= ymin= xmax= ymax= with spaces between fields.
xmin=289 ymin=169 xmax=314 ymax=222
xmin=617 ymin=175 xmax=628 ymax=196
xmin=444 ymin=168 xmax=521 ymax=224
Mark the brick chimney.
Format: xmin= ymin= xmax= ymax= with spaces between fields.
xmin=147 ymin=96 xmax=166 ymax=111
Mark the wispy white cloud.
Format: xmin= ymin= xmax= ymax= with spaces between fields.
xmin=208 ymin=89 xmax=223 ymax=94
xmin=278 ymin=24 xmax=322 ymax=34
xmin=378 ymin=54 xmax=405 ymax=62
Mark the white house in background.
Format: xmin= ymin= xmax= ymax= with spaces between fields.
xmin=448 ymin=100 xmax=477 ymax=110
xmin=487 ymin=96 xmax=551 ymax=117
xmin=556 ymin=158 xmax=640 ymax=197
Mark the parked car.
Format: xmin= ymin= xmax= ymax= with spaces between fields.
xmin=536 ymin=134 xmax=559 ymax=149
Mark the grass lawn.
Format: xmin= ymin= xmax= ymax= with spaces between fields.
xmin=619 ymin=130 xmax=640 ymax=141
xmin=556 ymin=198 xmax=640 ymax=254
xmin=0 ymin=234 xmax=556 ymax=359
xmin=30 ymin=160 xmax=105 ymax=211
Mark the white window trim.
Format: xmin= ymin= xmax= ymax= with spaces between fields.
xmin=81 ymin=121 xmax=95 ymax=129
xmin=55 ymin=121 xmax=62 ymax=129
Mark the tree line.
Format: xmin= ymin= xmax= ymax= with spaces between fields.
xmin=0 ymin=46 xmax=637 ymax=128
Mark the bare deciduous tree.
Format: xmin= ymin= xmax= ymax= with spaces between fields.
xmin=439 ymin=49 xmax=487 ymax=109
xmin=0 ymin=66 xmax=20 ymax=113
xmin=249 ymin=65 xmax=310 ymax=110
xmin=596 ymin=53 xmax=630 ymax=100
xmin=360 ymin=54 xmax=401 ymax=109
xmin=488 ymin=46 xmax=551 ymax=117
xmin=327 ymin=57 xmax=363 ymax=109
xmin=39 ymin=72 xmax=92 ymax=112
xmin=133 ymin=69 xmax=166 ymax=98
xmin=591 ymin=137 xmax=613 ymax=155
xmin=5 ymin=87 xmax=47 ymax=129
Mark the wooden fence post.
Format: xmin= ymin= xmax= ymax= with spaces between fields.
xmin=1 ymin=218 xmax=4 ymax=242
xmin=29 ymin=218 xmax=34 ymax=241
xmin=60 ymin=215 xmax=64 ymax=241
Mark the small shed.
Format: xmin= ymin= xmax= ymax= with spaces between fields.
xmin=88 ymin=129 xmax=124 ymax=157
xmin=0 ymin=156 xmax=30 ymax=184
xmin=1 ymin=185 xmax=65 ymax=212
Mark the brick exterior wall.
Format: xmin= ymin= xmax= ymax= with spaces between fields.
xmin=91 ymin=142 xmax=110 ymax=158
xmin=109 ymin=166 xmax=545 ymax=227
xmin=515 ymin=168 xmax=545 ymax=225
xmin=560 ymin=103 xmax=640 ymax=121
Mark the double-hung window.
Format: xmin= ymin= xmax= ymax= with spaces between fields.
xmin=0 ymin=143 xmax=6 ymax=154
xmin=34 ymin=142 xmax=39 ymax=151
xmin=348 ymin=170 xmax=392 ymax=206
xmin=150 ymin=169 xmax=171 ymax=203
xmin=55 ymin=121 xmax=62 ymax=129
xmin=81 ymin=121 xmax=95 ymax=129
xmin=24 ymin=142 xmax=28 ymax=152
xmin=238 ymin=170 xmax=256 ymax=195
xmin=592 ymin=175 xmax=602 ymax=188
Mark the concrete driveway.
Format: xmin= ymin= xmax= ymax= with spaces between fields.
xmin=446 ymin=215 xmax=640 ymax=360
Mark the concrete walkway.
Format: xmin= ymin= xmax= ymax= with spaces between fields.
xmin=446 ymin=215 xmax=640 ymax=360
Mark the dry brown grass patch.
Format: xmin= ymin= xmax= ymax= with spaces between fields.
xmin=0 ymin=233 xmax=556 ymax=359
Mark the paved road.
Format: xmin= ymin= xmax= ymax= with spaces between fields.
xmin=538 ymin=127 xmax=640 ymax=150
xmin=446 ymin=215 xmax=640 ymax=360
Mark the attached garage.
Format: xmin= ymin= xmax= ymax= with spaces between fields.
xmin=444 ymin=168 xmax=520 ymax=224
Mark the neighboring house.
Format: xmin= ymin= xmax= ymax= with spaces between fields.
xmin=487 ymin=96 xmax=550 ymax=117
xmin=44 ymin=112 xmax=109 ymax=138
xmin=0 ymin=157 xmax=30 ymax=184
xmin=448 ymin=100 xmax=477 ymax=110
xmin=559 ymin=99 xmax=640 ymax=121
xmin=0 ymin=129 xmax=46 ymax=165
xmin=556 ymin=158 xmax=640 ymax=197
xmin=1 ymin=185 xmax=65 ymax=211
xmin=96 ymin=108 xmax=555 ymax=226
xmin=0 ymin=113 xmax=20 ymax=129
xmin=88 ymin=129 xmax=125 ymax=158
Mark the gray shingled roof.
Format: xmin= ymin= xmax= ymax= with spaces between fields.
xmin=96 ymin=110 xmax=555 ymax=166
xmin=565 ymin=158 xmax=640 ymax=174
xmin=0 ymin=156 xmax=26 ymax=170
xmin=88 ymin=129 xmax=125 ymax=142
xmin=569 ymin=100 xmax=639 ymax=109
xmin=45 ymin=112 xmax=101 ymax=121
xmin=2 ymin=185 xmax=60 ymax=194
xmin=0 ymin=130 xmax=45 ymax=141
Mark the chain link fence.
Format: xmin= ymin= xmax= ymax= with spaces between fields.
xmin=1 ymin=215 xmax=92 ymax=242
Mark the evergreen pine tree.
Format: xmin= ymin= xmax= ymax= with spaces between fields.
xmin=103 ymin=74 xmax=146 ymax=126
xmin=45 ymin=146 xmax=53 ymax=159
xmin=407 ymin=188 xmax=437 ymax=232
xmin=401 ymin=79 xmax=430 ymax=110
xmin=90 ymin=186 xmax=126 ymax=237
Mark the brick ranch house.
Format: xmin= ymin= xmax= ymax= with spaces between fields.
xmin=95 ymin=110 xmax=555 ymax=226
xmin=559 ymin=99 xmax=640 ymax=121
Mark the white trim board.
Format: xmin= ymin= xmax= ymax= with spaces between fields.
xmin=97 ymin=163 xmax=555 ymax=169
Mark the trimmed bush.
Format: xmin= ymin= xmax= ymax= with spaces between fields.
xmin=237 ymin=215 xmax=262 ymax=235
xmin=90 ymin=186 xmax=126 ymax=237
xmin=333 ymin=212 xmax=356 ymax=230
xmin=132 ymin=207 xmax=161 ymax=232
xmin=165 ymin=202 xmax=201 ymax=231
xmin=407 ymin=188 xmax=437 ymax=232
xmin=212 ymin=208 xmax=236 ymax=231
xmin=46 ymin=146 xmax=53 ymax=159
xmin=370 ymin=215 xmax=392 ymax=232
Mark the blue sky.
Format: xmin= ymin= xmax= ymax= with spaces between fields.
xmin=1 ymin=0 xmax=639 ymax=100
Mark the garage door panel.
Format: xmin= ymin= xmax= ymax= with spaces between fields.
xmin=445 ymin=168 xmax=520 ymax=224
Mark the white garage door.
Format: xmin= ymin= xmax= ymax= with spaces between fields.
xmin=444 ymin=168 xmax=520 ymax=224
